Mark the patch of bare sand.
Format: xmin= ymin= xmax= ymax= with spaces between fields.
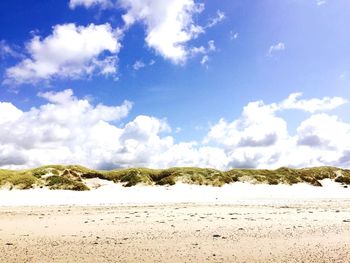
xmin=1 ymin=201 xmax=350 ymax=262
xmin=1 ymin=180 xmax=350 ymax=206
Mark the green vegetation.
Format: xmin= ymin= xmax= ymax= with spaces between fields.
xmin=45 ymin=175 xmax=89 ymax=191
xmin=153 ymin=167 xmax=230 ymax=187
xmin=102 ymin=168 xmax=159 ymax=186
xmin=0 ymin=169 xmax=38 ymax=189
xmin=0 ymin=165 xmax=350 ymax=191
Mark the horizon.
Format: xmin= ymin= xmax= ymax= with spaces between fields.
xmin=1 ymin=0 xmax=350 ymax=170
xmin=2 ymin=163 xmax=350 ymax=172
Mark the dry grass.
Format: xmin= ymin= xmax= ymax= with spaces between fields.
xmin=0 ymin=165 xmax=350 ymax=190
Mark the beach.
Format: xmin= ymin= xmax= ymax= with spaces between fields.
xmin=1 ymin=182 xmax=350 ymax=262
xmin=2 ymin=0 xmax=349 ymax=262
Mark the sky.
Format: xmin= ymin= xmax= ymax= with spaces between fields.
xmin=0 ymin=0 xmax=350 ymax=170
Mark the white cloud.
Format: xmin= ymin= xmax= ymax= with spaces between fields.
xmin=132 ymin=59 xmax=156 ymax=70
xmin=0 ymin=89 xmax=227 ymax=170
xmin=268 ymin=42 xmax=285 ymax=55
xmin=69 ymin=0 xmax=113 ymax=9
xmin=206 ymin=93 xmax=350 ymax=169
xmin=191 ymin=40 xmax=215 ymax=55
xmin=154 ymin=143 xmax=228 ymax=169
xmin=208 ymin=40 xmax=216 ymax=52
xmin=0 ymin=40 xmax=22 ymax=59
xmin=119 ymin=0 xmax=205 ymax=64
xmin=60 ymin=1 xmax=218 ymax=65
xmin=4 ymin=23 xmax=121 ymax=85
xmin=230 ymin=31 xmax=239 ymax=40
xmin=279 ymin=93 xmax=348 ymax=113
xmin=206 ymin=10 xmax=225 ymax=28
xmin=294 ymin=113 xmax=350 ymax=167
xmin=200 ymin=55 xmax=209 ymax=66
xmin=132 ymin=60 xmax=146 ymax=70
xmin=1 ymin=90 xmax=349 ymax=170
xmin=4 ymin=1 xmax=224 ymax=78
xmin=316 ymin=0 xmax=326 ymax=6
xmin=206 ymin=100 xmax=288 ymax=148
xmin=0 ymin=102 xmax=23 ymax=124
xmin=37 ymin=89 xmax=75 ymax=104
xmin=0 ymin=89 xmax=130 ymax=169
xmin=190 ymin=40 xmax=216 ymax=67
xmin=297 ymin=114 xmax=350 ymax=149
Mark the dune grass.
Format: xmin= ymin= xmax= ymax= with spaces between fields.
xmin=45 ymin=175 xmax=89 ymax=191
xmin=0 ymin=165 xmax=350 ymax=191
xmin=0 ymin=170 xmax=38 ymax=189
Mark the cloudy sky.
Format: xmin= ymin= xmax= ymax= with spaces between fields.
xmin=0 ymin=0 xmax=350 ymax=170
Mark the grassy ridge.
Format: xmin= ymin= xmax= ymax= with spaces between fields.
xmin=0 ymin=165 xmax=350 ymax=190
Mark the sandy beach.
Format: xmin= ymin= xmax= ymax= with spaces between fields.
xmin=0 ymin=182 xmax=350 ymax=262
xmin=1 ymin=202 xmax=350 ymax=262
xmin=2 ymin=0 xmax=349 ymax=261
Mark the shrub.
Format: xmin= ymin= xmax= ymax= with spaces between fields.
xmin=46 ymin=175 xmax=89 ymax=191
xmin=335 ymin=176 xmax=350 ymax=185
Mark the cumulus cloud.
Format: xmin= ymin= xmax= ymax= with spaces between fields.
xmin=206 ymin=93 xmax=350 ymax=169
xmin=0 ymin=89 xmax=132 ymax=168
xmin=0 ymin=90 xmax=349 ymax=170
xmin=119 ymin=0 xmax=205 ymax=64
xmin=4 ymin=23 xmax=121 ymax=85
xmin=293 ymin=114 xmax=350 ymax=167
xmin=297 ymin=114 xmax=350 ymax=149
xmin=206 ymin=100 xmax=288 ymax=148
xmin=3 ymin=1 xmax=226 ymax=82
xmin=0 ymin=89 xmax=227 ymax=170
xmin=69 ymin=0 xmax=113 ymax=9
xmin=155 ymin=143 xmax=228 ymax=169
xmin=0 ymin=102 xmax=23 ymax=124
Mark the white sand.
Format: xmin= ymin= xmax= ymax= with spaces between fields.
xmin=0 ymin=179 xmax=349 ymax=206
xmin=1 ymin=202 xmax=350 ymax=262
xmin=1 ymin=180 xmax=350 ymax=262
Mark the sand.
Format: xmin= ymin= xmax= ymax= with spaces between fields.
xmin=0 ymin=179 xmax=350 ymax=206
xmin=1 ymin=182 xmax=350 ymax=262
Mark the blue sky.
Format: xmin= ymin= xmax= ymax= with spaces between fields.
xmin=0 ymin=0 xmax=350 ymax=169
